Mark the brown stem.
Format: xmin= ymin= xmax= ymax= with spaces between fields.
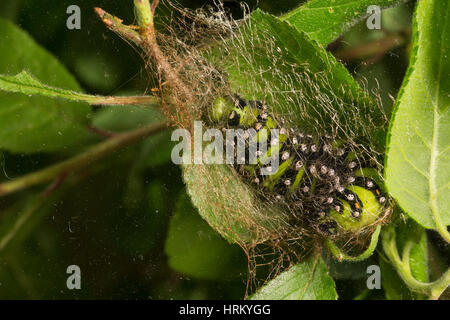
xmin=94 ymin=7 xmax=143 ymax=47
xmin=0 ymin=122 xmax=167 ymax=197
xmin=139 ymin=19 xmax=194 ymax=131
xmin=41 ymin=173 xmax=68 ymax=198
xmin=151 ymin=0 xmax=160 ymax=14
xmin=87 ymin=125 xmax=115 ymax=138
xmin=95 ymin=4 xmax=193 ymax=130
xmin=90 ymin=95 xmax=161 ymax=106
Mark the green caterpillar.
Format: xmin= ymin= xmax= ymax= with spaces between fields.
xmin=209 ymin=96 xmax=387 ymax=236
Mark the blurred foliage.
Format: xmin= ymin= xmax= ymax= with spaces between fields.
xmin=1 ymin=0 xmax=444 ymax=300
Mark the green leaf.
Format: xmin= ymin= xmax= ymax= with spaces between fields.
xmin=0 ymin=18 xmax=92 ymax=153
xmin=209 ymin=10 xmax=383 ymax=143
xmin=0 ymin=71 xmax=102 ymax=104
xmin=281 ymin=0 xmax=408 ymax=46
xmin=183 ymin=164 xmax=288 ymax=244
xmin=250 ymin=255 xmax=338 ymax=300
xmin=164 ymin=191 xmax=246 ymax=280
xmin=385 ymin=0 xmax=450 ymax=240
xmin=0 ymin=71 xmax=160 ymax=107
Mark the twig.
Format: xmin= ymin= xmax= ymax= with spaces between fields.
xmin=136 ymin=1 xmax=193 ymax=102
xmin=94 ymin=7 xmax=143 ymax=47
xmin=95 ymin=2 xmax=194 ymax=130
xmin=0 ymin=194 xmax=48 ymax=252
xmin=41 ymin=173 xmax=69 ymax=198
xmin=0 ymin=122 xmax=167 ymax=197
xmin=87 ymin=125 xmax=116 ymax=138
xmin=89 ymin=95 xmax=161 ymax=106
xmin=0 ymin=170 xmax=86 ymax=253
xmin=134 ymin=0 xmax=154 ymax=29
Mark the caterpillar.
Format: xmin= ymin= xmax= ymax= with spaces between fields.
xmin=208 ymin=95 xmax=387 ymax=236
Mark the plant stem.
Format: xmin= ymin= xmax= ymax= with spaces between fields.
xmin=1 ymin=70 xmax=161 ymax=106
xmin=0 ymin=165 xmax=93 ymax=253
xmin=325 ymin=225 xmax=381 ymax=262
xmin=88 ymin=95 xmax=161 ymax=106
xmin=134 ymin=0 xmax=154 ymax=29
xmin=134 ymin=1 xmax=194 ymax=130
xmin=0 ymin=194 xmax=48 ymax=252
xmin=0 ymin=122 xmax=167 ymax=197
xmin=137 ymin=1 xmax=192 ymax=100
xmin=382 ymin=226 xmax=450 ymax=299
xmin=97 ymin=2 xmax=193 ymax=129
xmin=94 ymin=7 xmax=143 ymax=47
xmin=0 ymin=179 xmax=66 ymax=252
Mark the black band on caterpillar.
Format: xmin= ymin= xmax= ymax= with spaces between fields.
xmin=210 ymin=96 xmax=387 ymax=236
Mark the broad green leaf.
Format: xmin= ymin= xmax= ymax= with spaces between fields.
xmin=385 ymin=0 xmax=450 ymax=238
xmin=281 ymin=0 xmax=408 ymax=46
xmin=0 ymin=71 xmax=160 ymax=107
xmin=0 ymin=18 xmax=92 ymax=153
xmin=251 ymin=255 xmax=338 ymax=300
xmin=183 ymin=164 xmax=288 ymax=244
xmin=0 ymin=71 xmax=103 ymax=104
xmin=208 ymin=10 xmax=384 ymax=144
xmin=164 ymin=192 xmax=246 ymax=280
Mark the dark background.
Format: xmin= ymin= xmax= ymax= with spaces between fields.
xmin=0 ymin=0 xmax=416 ymax=299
